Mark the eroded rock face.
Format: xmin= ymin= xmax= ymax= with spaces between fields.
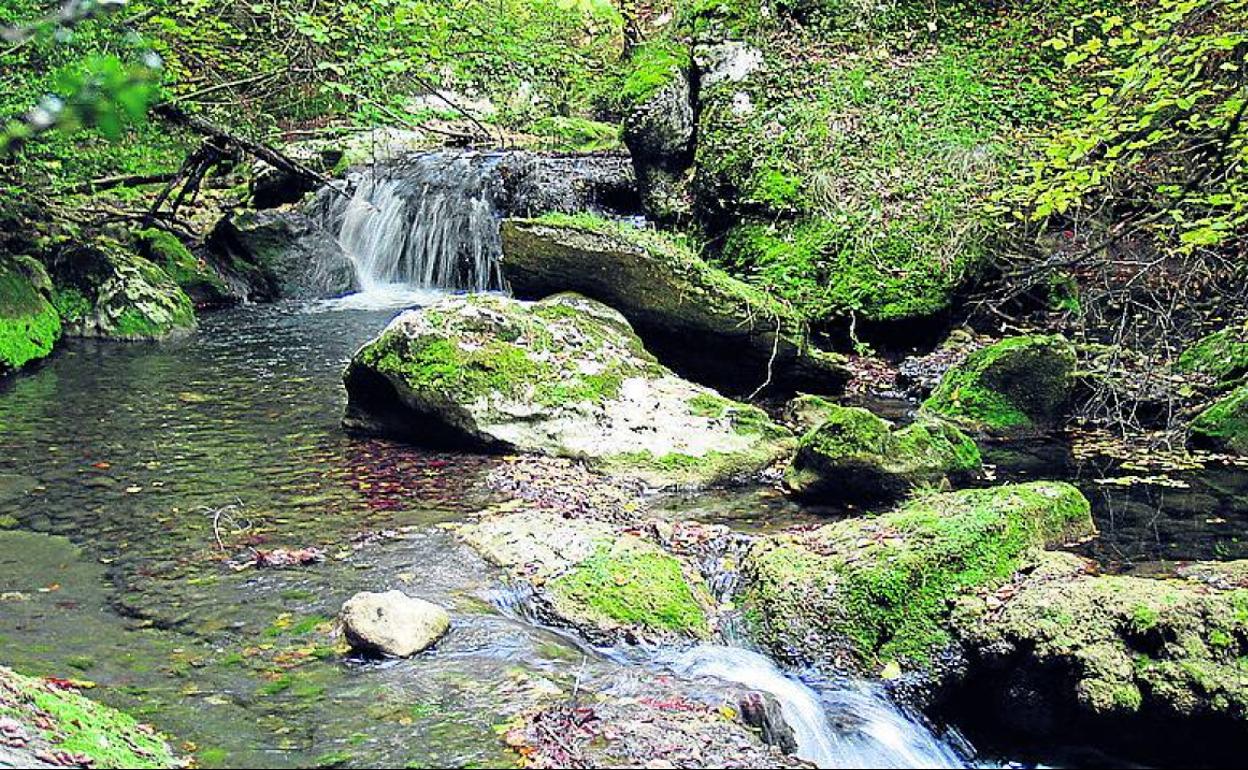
xmin=784 ymin=405 xmax=982 ymax=503
xmin=740 ymin=482 xmax=1095 ymax=676
xmin=340 ymin=590 xmax=450 ymax=657
xmin=921 ymin=334 xmax=1077 ymax=433
xmin=44 ymin=238 xmax=196 ymax=341
xmin=343 ymin=292 xmax=796 ymax=489
xmin=500 ymin=215 xmax=849 ymax=395
xmin=951 ymin=552 xmax=1248 ymax=739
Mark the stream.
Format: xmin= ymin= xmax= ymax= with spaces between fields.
xmin=0 ymin=299 xmax=967 ymax=768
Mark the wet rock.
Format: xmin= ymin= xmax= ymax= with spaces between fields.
xmin=784 ymin=405 xmax=982 ymax=503
xmin=506 ymin=691 xmax=809 ymax=769
xmin=781 ymin=394 xmax=842 ymax=435
xmin=44 ymin=237 xmax=196 ymax=341
xmin=136 ymin=228 xmax=232 ymax=309
xmin=500 ymin=215 xmax=849 ymax=395
xmin=952 ymin=551 xmax=1248 ymax=732
xmin=1189 ymin=383 xmax=1248 ymax=455
xmin=456 ymin=508 xmax=714 ymax=642
xmin=921 ymin=334 xmax=1077 ymax=433
xmin=0 ymin=255 xmax=60 ymax=375
xmin=740 ymin=482 xmax=1095 ymax=676
xmin=340 ymin=589 xmax=450 ymax=657
xmin=343 ymin=292 xmax=796 ymax=489
xmin=207 ymin=209 xmax=357 ymax=300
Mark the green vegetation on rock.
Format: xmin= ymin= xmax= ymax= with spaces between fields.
xmin=1190 ymin=384 xmax=1248 ymax=455
xmin=0 ymin=666 xmax=178 ymax=769
xmin=742 ymin=481 xmax=1095 ymax=671
xmin=0 ymin=257 xmax=62 ymax=374
xmin=785 ymin=405 xmax=982 ymax=502
xmin=922 ymin=335 xmax=1077 ymax=432
xmin=548 ymin=537 xmax=711 ymax=637
xmin=1179 ymin=321 xmax=1248 ymax=391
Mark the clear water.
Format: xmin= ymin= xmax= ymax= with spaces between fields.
xmin=0 ymin=300 xmax=968 ymax=769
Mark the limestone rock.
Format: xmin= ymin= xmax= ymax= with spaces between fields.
xmin=340 ymin=590 xmax=450 ymax=657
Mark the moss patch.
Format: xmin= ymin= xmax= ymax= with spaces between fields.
xmin=548 ymin=537 xmax=710 ymax=638
xmin=922 ymin=334 xmax=1076 ymax=432
xmin=0 ymin=258 xmax=62 ymax=374
xmin=743 ymin=481 xmax=1095 ymax=671
xmin=1178 ymin=321 xmax=1248 ymax=391
xmin=0 ymin=666 xmax=177 ymax=768
xmin=1190 ymin=384 xmax=1248 ymax=455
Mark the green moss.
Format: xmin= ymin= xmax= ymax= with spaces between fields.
xmin=51 ymin=286 xmax=91 ymax=324
xmin=528 ymin=116 xmax=621 ymax=153
xmin=688 ymin=393 xmax=731 ymax=418
xmin=744 ymin=482 xmax=1094 ymax=670
xmin=1190 ymin=384 xmax=1248 ymax=455
xmin=548 ymin=538 xmax=709 ymax=637
xmin=0 ymin=667 xmax=177 ymax=769
xmin=138 ymin=227 xmax=228 ymax=302
xmin=1179 ymin=322 xmax=1248 ymax=390
xmin=620 ymin=39 xmax=690 ymax=106
xmin=922 ymin=335 xmax=1076 ymax=432
xmin=0 ymin=260 xmax=62 ymax=374
xmin=786 ymin=404 xmax=981 ymax=501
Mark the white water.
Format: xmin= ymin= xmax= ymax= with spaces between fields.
xmin=321 ymin=153 xmax=507 ymax=298
xmin=668 ymin=645 xmax=966 ymax=769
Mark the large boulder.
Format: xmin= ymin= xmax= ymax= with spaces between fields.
xmin=340 ymin=590 xmax=450 ymax=657
xmin=785 ymin=405 xmax=982 ymax=503
xmin=952 ymin=552 xmax=1248 ymax=737
xmin=921 ymin=334 xmax=1077 ymax=433
xmin=500 ymin=214 xmax=848 ymax=395
xmin=0 ymin=255 xmax=60 ymax=375
xmin=44 ymin=238 xmax=196 ymax=341
xmin=740 ymin=482 xmax=1095 ymax=675
xmin=456 ymin=509 xmax=713 ymax=642
xmin=136 ymin=228 xmax=232 ymax=309
xmin=1190 ymin=383 xmax=1248 ymax=455
xmin=208 ymin=208 xmax=357 ymax=300
xmin=343 ymin=292 xmax=796 ymax=488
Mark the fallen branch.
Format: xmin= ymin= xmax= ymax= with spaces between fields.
xmin=64 ymin=171 xmax=177 ymax=195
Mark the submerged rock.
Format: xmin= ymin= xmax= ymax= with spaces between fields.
xmin=785 ymin=405 xmax=982 ymax=503
xmin=500 ymin=214 xmax=848 ymax=395
xmin=44 ymin=238 xmax=196 ymax=341
xmin=921 ymin=334 xmax=1076 ymax=432
xmin=0 ymin=255 xmax=61 ymax=375
xmin=343 ymin=292 xmax=796 ymax=488
xmin=740 ymin=482 xmax=1095 ymax=675
xmin=0 ymin=666 xmax=179 ymax=768
xmin=952 ymin=551 xmax=1248 ymax=733
xmin=1190 ymin=383 xmax=1248 ymax=455
xmin=340 ymin=590 xmax=450 ymax=657
xmin=457 ymin=508 xmax=714 ymax=642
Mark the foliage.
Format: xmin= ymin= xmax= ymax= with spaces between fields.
xmin=1006 ymin=0 xmax=1247 ymax=257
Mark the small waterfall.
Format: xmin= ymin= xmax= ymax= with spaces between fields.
xmin=667 ymin=645 xmax=965 ymax=769
xmin=321 ymin=153 xmax=508 ymax=295
xmin=315 ymin=150 xmax=639 ymax=303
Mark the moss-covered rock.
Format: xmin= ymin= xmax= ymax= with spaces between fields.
xmin=455 ymin=509 xmax=713 ymax=641
xmin=952 ymin=551 xmax=1248 ymax=726
xmin=0 ymin=666 xmax=178 ymax=768
xmin=740 ymin=482 xmax=1095 ymax=674
xmin=620 ymin=39 xmax=696 ymax=223
xmin=921 ymin=334 xmax=1077 ymax=432
xmin=1190 ymin=384 xmax=1248 ymax=455
xmin=344 ymin=292 xmax=795 ymax=488
xmin=1179 ymin=321 xmax=1248 ymax=391
xmin=43 ymin=238 xmax=195 ymax=341
xmin=137 ymin=228 xmax=232 ymax=308
xmin=0 ymin=255 xmax=61 ymax=375
xmin=500 ymin=213 xmax=848 ymax=395
xmin=785 ymin=405 xmax=982 ymax=503
xmin=781 ymin=393 xmax=843 ymax=434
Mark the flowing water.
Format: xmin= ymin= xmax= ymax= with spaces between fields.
xmin=0 ymin=300 xmax=972 ymax=769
